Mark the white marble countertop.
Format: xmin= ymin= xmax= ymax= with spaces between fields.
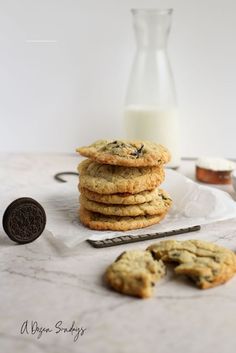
xmin=0 ymin=153 xmax=236 ymax=353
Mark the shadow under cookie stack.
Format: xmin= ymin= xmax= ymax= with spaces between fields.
xmin=76 ymin=140 xmax=172 ymax=231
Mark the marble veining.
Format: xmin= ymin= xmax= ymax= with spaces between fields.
xmin=0 ymin=154 xmax=236 ymax=353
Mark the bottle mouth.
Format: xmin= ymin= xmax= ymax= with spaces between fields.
xmin=131 ymin=8 xmax=173 ymax=16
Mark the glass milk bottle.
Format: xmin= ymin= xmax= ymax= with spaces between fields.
xmin=124 ymin=9 xmax=181 ymax=168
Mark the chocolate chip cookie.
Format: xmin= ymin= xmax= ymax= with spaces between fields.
xmin=79 ymin=206 xmax=167 ymax=231
xmin=80 ymin=189 xmax=172 ymax=217
xmin=78 ymin=159 xmax=165 ymax=195
xmin=76 ymin=140 xmax=170 ymax=167
xmin=105 ymin=250 xmax=166 ymax=298
xmin=147 ymin=239 xmax=236 ymax=289
xmin=79 ymin=186 xmax=161 ymax=205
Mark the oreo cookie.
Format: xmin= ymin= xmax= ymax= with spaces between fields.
xmin=2 ymin=197 xmax=46 ymax=244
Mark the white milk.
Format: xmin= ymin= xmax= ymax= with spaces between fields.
xmin=124 ymin=106 xmax=181 ymax=168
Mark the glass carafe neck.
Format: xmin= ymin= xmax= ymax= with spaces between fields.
xmin=132 ymin=9 xmax=172 ymax=50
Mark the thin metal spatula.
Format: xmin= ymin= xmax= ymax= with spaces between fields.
xmin=87 ymin=225 xmax=201 ymax=248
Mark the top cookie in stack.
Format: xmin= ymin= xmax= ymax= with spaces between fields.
xmin=77 ymin=140 xmax=170 ymax=167
xmin=76 ymin=140 xmax=172 ymax=231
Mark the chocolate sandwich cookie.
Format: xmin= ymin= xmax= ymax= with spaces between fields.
xmin=2 ymin=197 xmax=46 ymax=244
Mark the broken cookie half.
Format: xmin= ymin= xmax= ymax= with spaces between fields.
xmin=147 ymin=239 xmax=236 ymax=289
xmin=105 ymin=250 xmax=166 ymax=298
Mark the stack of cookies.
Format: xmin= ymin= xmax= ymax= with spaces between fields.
xmin=76 ymin=140 xmax=172 ymax=231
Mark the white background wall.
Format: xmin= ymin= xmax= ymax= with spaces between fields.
xmin=0 ymin=0 xmax=236 ymax=158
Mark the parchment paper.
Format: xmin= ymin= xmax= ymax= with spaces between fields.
xmin=44 ymin=169 xmax=236 ymax=247
xmin=1 ymin=170 xmax=236 ymax=248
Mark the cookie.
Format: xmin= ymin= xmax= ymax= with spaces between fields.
xmin=2 ymin=197 xmax=46 ymax=244
xmin=147 ymin=240 xmax=236 ymax=289
xmin=78 ymin=159 xmax=165 ymax=194
xmin=79 ymin=186 xmax=161 ymax=205
xmin=76 ymin=140 xmax=170 ymax=167
xmin=79 ymin=206 xmax=167 ymax=231
xmin=80 ymin=189 xmax=172 ymax=217
xmin=105 ymin=250 xmax=166 ymax=298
